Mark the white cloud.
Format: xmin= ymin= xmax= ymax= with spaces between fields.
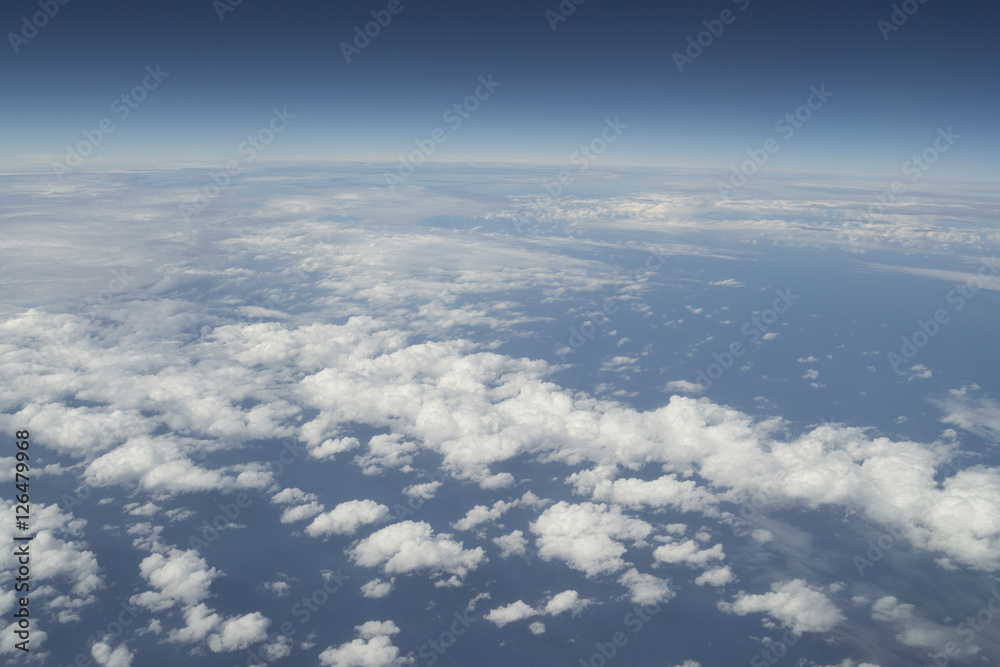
xmin=580 ymin=474 xmax=718 ymax=514
xmin=485 ymin=600 xmax=537 ymax=627
xmin=349 ymin=521 xmax=485 ymax=582
xmin=207 ymin=612 xmax=270 ymax=653
xmin=360 ymin=578 xmax=395 ymax=599
xmin=666 ymin=380 xmax=703 ymax=394
xmin=167 ymin=603 xmax=221 ymax=644
xmin=485 ymin=590 xmax=591 ymax=627
xmin=694 ymin=566 xmax=735 ymax=587
xmin=131 ymin=548 xmax=219 ymax=611
xmin=528 ymin=621 xmax=546 ymax=635
xmin=803 ymin=369 xmax=820 ymax=380
xmin=281 ymin=501 xmax=325 ymax=524
xmin=542 ymin=590 xmax=590 ymax=616
xmin=271 ymin=487 xmax=318 ymax=505
xmin=452 ymin=499 xmax=516 ymax=531
xmin=493 ymin=530 xmax=528 ymax=558
xmin=403 ymin=482 xmax=442 ymax=500
xmin=306 ymin=500 xmax=391 ymax=537
xmin=530 ymin=502 xmax=651 ymax=577
xmin=653 ymin=539 xmax=725 ymax=568
xmin=869 ymin=596 xmax=977 ymax=658
xmin=931 ymin=387 xmax=1000 ymax=441
xmin=309 ymin=437 xmax=361 ymax=460
xmin=709 ymin=279 xmax=743 ymax=287
xmin=318 ymin=620 xmax=412 ymax=667
xmin=91 ymin=641 xmax=134 ymax=667
xmin=718 ymin=579 xmax=844 ymax=634
xmin=618 ymin=568 xmax=677 ymax=605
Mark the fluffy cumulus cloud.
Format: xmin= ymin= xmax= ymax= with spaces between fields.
xmin=484 ymin=600 xmax=537 ymax=627
xmin=131 ymin=549 xmax=219 ymax=611
xmin=306 ymin=500 xmax=391 ymax=537
xmin=493 ymin=530 xmax=529 ymax=558
xmin=318 ymin=620 xmax=412 ymax=667
xmin=91 ymin=641 xmax=134 ymax=667
xmin=618 ymin=568 xmax=677 ymax=605
xmin=349 ymin=521 xmax=485 ymax=582
xmin=653 ymin=539 xmax=725 ymax=568
xmin=530 ymin=502 xmax=651 ymax=577
xmin=451 ymin=499 xmax=516 ymax=531
xmin=694 ymin=566 xmax=735 ymax=587
xmin=718 ymin=579 xmax=845 ymax=634
xmin=360 ymin=578 xmax=395 ymax=599
xmin=207 ymin=612 xmax=270 ymax=653
xmin=484 ymin=590 xmax=591 ymax=627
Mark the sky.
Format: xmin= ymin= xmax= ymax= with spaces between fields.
xmin=2 ymin=0 xmax=998 ymax=181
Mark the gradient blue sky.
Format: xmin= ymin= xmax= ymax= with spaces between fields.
xmin=3 ymin=0 xmax=997 ymax=181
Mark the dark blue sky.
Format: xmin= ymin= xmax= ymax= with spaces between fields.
xmin=3 ymin=0 xmax=997 ymax=180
